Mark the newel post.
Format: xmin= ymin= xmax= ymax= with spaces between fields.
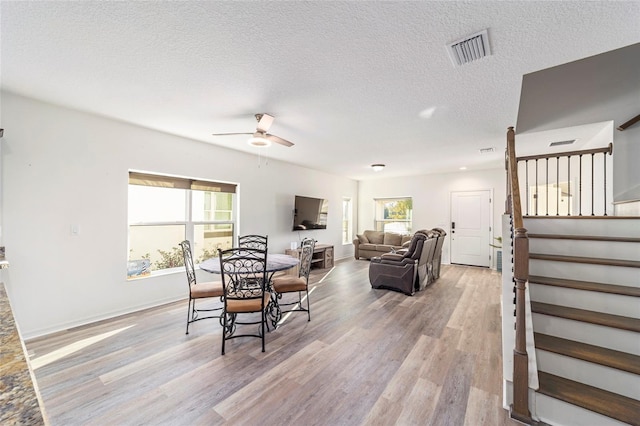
xmin=511 ymin=227 xmax=530 ymax=420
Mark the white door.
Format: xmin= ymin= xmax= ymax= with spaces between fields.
xmin=450 ymin=190 xmax=491 ymax=267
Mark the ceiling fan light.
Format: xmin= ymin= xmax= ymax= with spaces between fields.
xmin=248 ymin=133 xmax=271 ymax=147
xmin=371 ymin=164 xmax=385 ymax=172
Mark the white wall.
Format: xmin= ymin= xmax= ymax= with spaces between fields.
xmin=1 ymin=92 xmax=358 ymax=338
xmin=613 ymin=122 xmax=640 ymax=203
xmin=357 ymin=168 xmax=506 ymax=267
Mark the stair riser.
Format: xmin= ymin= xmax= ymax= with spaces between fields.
xmin=534 ymin=393 xmax=630 ymax=426
xmin=615 ymin=200 xmax=640 ymax=216
xmin=530 ymin=284 xmax=640 ymax=319
xmin=519 ymin=216 xmax=640 ymax=425
xmin=530 ymin=239 xmax=640 ymax=262
xmin=536 ymin=350 xmax=640 ymax=399
xmin=529 ymin=259 xmax=640 ymax=287
xmin=532 ymin=313 xmax=640 ymax=355
xmin=524 ymin=218 xmax=640 ymax=237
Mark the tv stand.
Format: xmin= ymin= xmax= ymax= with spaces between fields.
xmin=285 ymin=244 xmax=334 ymax=275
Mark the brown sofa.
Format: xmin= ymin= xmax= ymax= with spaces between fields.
xmin=353 ymin=230 xmax=412 ymax=260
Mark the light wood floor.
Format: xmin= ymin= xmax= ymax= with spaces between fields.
xmin=26 ymin=259 xmax=519 ymax=426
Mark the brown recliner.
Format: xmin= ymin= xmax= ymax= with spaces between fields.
xmin=369 ymin=231 xmax=432 ymax=296
xmin=431 ymin=228 xmax=447 ymax=279
xmin=420 ymin=232 xmax=439 ymax=289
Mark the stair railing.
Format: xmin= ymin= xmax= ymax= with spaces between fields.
xmin=505 ymin=127 xmax=531 ymax=422
xmin=516 ymin=143 xmax=613 ymax=216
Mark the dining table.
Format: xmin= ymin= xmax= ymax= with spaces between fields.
xmin=199 ymin=253 xmax=299 ymax=276
xmin=199 ymin=252 xmax=299 ymax=329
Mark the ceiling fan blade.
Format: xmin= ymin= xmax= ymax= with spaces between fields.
xmin=266 ymin=133 xmax=294 ymax=147
xmin=256 ymin=113 xmax=274 ymax=133
xmin=211 ymin=132 xmax=253 ymax=136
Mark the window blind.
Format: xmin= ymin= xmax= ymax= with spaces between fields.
xmin=128 ymin=172 xmax=236 ymax=193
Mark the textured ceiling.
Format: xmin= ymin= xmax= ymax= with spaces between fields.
xmin=2 ymin=1 xmax=639 ymax=180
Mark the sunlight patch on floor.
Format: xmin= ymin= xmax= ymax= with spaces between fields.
xmin=30 ymin=325 xmax=134 ymax=370
xmin=276 ymin=286 xmax=317 ymax=326
xmin=317 ymin=266 xmax=335 ymax=284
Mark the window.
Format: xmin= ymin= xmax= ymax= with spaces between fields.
xmin=374 ymin=197 xmax=412 ymax=233
xmin=127 ymin=172 xmax=237 ymax=278
xmin=342 ymin=197 xmax=353 ymax=244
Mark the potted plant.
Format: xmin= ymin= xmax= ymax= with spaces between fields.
xmin=490 ymin=236 xmax=503 ymax=272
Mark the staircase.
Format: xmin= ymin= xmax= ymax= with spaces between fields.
xmin=525 ymin=216 xmax=640 ymax=426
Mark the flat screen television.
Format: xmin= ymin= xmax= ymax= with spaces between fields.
xmin=292 ymin=195 xmax=328 ymax=231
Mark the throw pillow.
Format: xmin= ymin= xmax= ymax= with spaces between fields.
xmin=383 ymin=232 xmax=402 ymax=246
xmin=364 ymin=230 xmax=384 ymax=244
xmin=357 ymin=234 xmax=369 ymax=244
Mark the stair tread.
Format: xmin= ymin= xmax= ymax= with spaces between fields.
xmin=529 ymin=275 xmax=640 ymax=297
xmin=529 ymin=253 xmax=640 ymax=268
xmin=537 ymin=372 xmax=640 ymax=426
xmin=531 ymin=302 xmax=640 ymax=332
xmin=528 ymin=233 xmax=640 ymax=243
xmin=534 ymin=333 xmax=640 ymax=375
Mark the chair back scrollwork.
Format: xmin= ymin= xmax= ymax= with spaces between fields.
xmin=298 ymin=238 xmax=316 ymax=279
xmin=219 ymin=247 xmax=268 ymax=299
xmin=179 ymin=240 xmax=197 ymax=288
xmin=238 ymin=234 xmax=268 ymax=251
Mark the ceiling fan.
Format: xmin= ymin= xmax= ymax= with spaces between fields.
xmin=212 ymin=113 xmax=294 ymax=148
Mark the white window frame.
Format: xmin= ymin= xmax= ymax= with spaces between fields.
xmin=373 ymin=197 xmax=413 ymax=234
xmin=342 ymin=197 xmax=353 ymax=244
xmin=127 ymin=171 xmax=237 ymax=278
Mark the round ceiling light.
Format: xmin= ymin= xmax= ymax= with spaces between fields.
xmin=371 ymin=164 xmax=385 ymax=172
xmin=248 ymin=132 xmax=272 ymax=147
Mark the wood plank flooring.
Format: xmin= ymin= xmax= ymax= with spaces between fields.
xmin=25 ymin=259 xmax=518 ymax=426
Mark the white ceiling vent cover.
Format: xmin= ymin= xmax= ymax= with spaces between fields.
xmin=447 ymin=29 xmax=491 ymax=67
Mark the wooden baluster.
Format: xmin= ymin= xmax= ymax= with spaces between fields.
xmin=579 ymin=154 xmax=583 ymax=216
xmin=525 ymin=161 xmax=529 ymax=216
xmin=545 ymin=158 xmax=549 ymax=216
xmin=535 ymin=159 xmax=539 ymax=216
xmin=567 ymin=156 xmax=571 ymax=216
xmin=556 ymin=157 xmax=560 ymax=216
xmin=603 ymin=151 xmax=608 ymax=216
xmin=591 ymin=153 xmax=595 ymax=216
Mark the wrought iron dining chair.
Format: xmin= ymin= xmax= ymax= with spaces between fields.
xmin=238 ymin=234 xmax=268 ymax=251
xmin=218 ymin=247 xmax=271 ymax=355
xmin=271 ymin=238 xmax=315 ymax=322
xmin=179 ymin=240 xmax=224 ymax=335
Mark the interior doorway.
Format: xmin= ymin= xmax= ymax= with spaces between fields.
xmin=450 ymin=190 xmax=491 ymax=267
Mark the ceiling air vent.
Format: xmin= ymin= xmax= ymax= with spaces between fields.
xmin=549 ymin=139 xmax=575 ymax=147
xmin=479 ymin=147 xmax=495 ymax=154
xmin=447 ymin=29 xmax=491 ymax=67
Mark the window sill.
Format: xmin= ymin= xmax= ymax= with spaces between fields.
xmin=127 ymin=266 xmax=183 ymax=281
